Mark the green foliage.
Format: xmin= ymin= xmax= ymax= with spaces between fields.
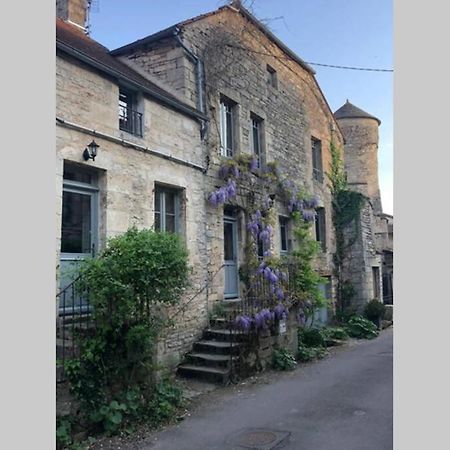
xmin=210 ymin=301 xmax=226 ymax=318
xmin=297 ymin=344 xmax=328 ymax=362
xmin=64 ymin=228 xmax=190 ymax=438
xmin=148 ymin=380 xmax=184 ymax=425
xmin=56 ymin=417 xmax=73 ymax=449
xmin=319 ymin=327 xmax=349 ymax=341
xmin=344 ymin=315 xmax=379 ymax=339
xmin=273 ymin=347 xmax=297 ymax=370
xmin=327 ymin=140 xmax=366 ymax=321
xmin=298 ymin=327 xmax=325 ymax=348
xmin=288 ymin=213 xmax=328 ymax=318
xmin=364 ymin=299 xmax=386 ymax=324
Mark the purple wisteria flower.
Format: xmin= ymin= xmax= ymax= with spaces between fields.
xmin=234 ymin=315 xmax=252 ymax=333
xmin=249 ymin=158 xmax=259 ymax=171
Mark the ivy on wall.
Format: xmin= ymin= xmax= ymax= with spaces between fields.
xmin=327 ymin=140 xmax=366 ymax=320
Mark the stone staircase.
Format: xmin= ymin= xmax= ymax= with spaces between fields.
xmin=177 ymin=317 xmax=246 ymax=384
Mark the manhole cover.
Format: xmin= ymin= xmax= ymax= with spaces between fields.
xmin=227 ymin=428 xmax=290 ymax=449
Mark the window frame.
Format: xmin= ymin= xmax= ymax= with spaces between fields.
xmin=250 ymin=113 xmax=264 ymax=168
xmin=219 ymin=96 xmax=236 ymax=157
xmin=372 ymin=266 xmax=381 ymax=299
xmin=266 ymin=64 xmax=278 ymax=89
xmin=154 ymin=186 xmax=181 ymax=233
xmin=279 ymin=216 xmax=290 ymax=255
xmin=315 ymin=207 xmax=326 ymax=252
xmin=119 ymin=87 xmax=143 ymax=137
xmin=311 ymin=137 xmax=324 ymax=182
xmin=61 ymin=163 xmax=99 ymax=259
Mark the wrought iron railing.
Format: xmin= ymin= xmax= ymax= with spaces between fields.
xmin=56 ymin=276 xmax=93 ymax=382
xmin=119 ymin=107 xmax=143 ymax=137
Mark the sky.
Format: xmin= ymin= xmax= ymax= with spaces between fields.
xmin=89 ymin=0 xmax=393 ymax=215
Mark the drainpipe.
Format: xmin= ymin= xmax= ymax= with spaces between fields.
xmin=173 ymin=28 xmax=207 ymax=139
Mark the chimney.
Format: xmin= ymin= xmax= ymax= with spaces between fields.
xmin=56 ymin=0 xmax=89 ymax=31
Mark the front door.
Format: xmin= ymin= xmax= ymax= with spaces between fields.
xmin=223 ymin=215 xmax=239 ymax=299
xmin=59 ymin=164 xmax=98 ymax=314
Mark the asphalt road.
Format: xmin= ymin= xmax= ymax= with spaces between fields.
xmin=144 ymin=328 xmax=393 ymax=450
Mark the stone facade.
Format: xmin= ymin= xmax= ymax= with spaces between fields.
xmin=335 ymin=102 xmax=394 ymax=310
xmin=56 ymin=33 xmax=210 ymax=368
xmin=116 ymin=5 xmax=344 ymax=320
xmin=56 ymin=1 xmax=393 ymax=382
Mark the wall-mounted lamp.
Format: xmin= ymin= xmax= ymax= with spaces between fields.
xmin=83 ymin=140 xmax=99 ymax=161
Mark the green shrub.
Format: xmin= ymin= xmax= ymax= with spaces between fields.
xmin=364 ymin=299 xmax=386 ymax=324
xmin=298 ymin=327 xmax=325 ymax=348
xmin=344 ymin=315 xmax=379 ymax=339
xmin=64 ymin=228 xmax=190 ymax=438
xmin=297 ymin=344 xmax=328 ymax=362
xmin=273 ymin=347 xmax=297 ymax=370
xmin=319 ymin=327 xmax=349 ymax=341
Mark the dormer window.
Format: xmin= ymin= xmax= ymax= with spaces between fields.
xmin=119 ymin=88 xmax=143 ymax=137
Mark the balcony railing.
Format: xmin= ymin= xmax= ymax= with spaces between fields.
xmin=119 ymin=107 xmax=143 ymax=137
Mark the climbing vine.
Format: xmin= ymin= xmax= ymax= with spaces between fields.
xmin=208 ymin=155 xmax=326 ymax=331
xmin=327 ymin=140 xmax=366 ymax=320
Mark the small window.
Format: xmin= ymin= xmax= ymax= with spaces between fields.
xmin=266 ymin=64 xmax=278 ymax=89
xmin=372 ymin=266 xmax=381 ymax=299
xmin=279 ymin=216 xmax=289 ymax=255
xmin=312 ymin=137 xmax=323 ymax=182
xmin=219 ymin=96 xmax=236 ymax=157
xmin=119 ymin=88 xmax=143 ymax=137
xmin=315 ymin=207 xmax=326 ymax=252
xmin=154 ymin=186 xmax=181 ymax=233
xmin=251 ymin=114 xmax=264 ymax=167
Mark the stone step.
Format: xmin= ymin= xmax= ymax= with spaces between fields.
xmin=193 ymin=340 xmax=241 ymax=355
xmin=177 ymin=364 xmax=229 ymax=384
xmin=186 ymin=352 xmax=236 ymax=368
xmin=203 ymin=328 xmax=246 ymax=342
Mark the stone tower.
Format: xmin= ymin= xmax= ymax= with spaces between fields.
xmin=334 ymin=100 xmax=383 ymax=214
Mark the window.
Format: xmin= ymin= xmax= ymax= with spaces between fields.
xmin=279 ymin=216 xmax=289 ymax=255
xmin=219 ymin=97 xmax=236 ymax=157
xmin=251 ymin=114 xmax=264 ymax=167
xmin=312 ymin=137 xmax=323 ymax=182
xmin=119 ymin=88 xmax=143 ymax=137
xmin=61 ymin=164 xmax=98 ymax=255
xmin=315 ymin=207 xmax=326 ymax=251
xmin=154 ymin=186 xmax=181 ymax=233
xmin=266 ymin=64 xmax=278 ymax=89
xmin=372 ymin=266 xmax=381 ymax=299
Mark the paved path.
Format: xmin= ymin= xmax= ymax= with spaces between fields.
xmin=143 ymin=328 xmax=393 ymax=450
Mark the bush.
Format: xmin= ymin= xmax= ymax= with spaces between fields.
xmin=320 ymin=327 xmax=349 ymax=341
xmin=64 ymin=228 xmax=190 ymax=438
xmin=364 ymin=299 xmax=386 ymax=325
xmin=344 ymin=315 xmax=379 ymax=339
xmin=298 ymin=327 xmax=325 ymax=348
xmin=297 ymin=345 xmax=328 ymax=362
xmin=273 ymin=347 xmax=297 ymax=370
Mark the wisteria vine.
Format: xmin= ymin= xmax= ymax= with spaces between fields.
xmin=208 ymin=156 xmax=322 ymax=332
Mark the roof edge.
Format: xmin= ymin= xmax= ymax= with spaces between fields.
xmin=57 ymin=39 xmax=207 ymax=121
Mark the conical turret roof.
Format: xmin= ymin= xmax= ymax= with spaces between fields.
xmin=334 ymin=100 xmax=381 ymax=125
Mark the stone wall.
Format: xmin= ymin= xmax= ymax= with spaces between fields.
xmin=341 ymin=201 xmax=382 ymax=313
xmin=118 ymin=7 xmax=345 ymax=301
xmin=336 ymin=116 xmax=382 ymax=214
xmin=56 ymin=52 xmax=210 ymax=367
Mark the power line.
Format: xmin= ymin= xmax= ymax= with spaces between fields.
xmin=224 ymin=43 xmax=392 ymax=73
xmin=304 ymin=62 xmax=393 ymax=72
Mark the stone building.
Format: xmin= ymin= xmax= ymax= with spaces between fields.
xmin=56 ymin=0 xmax=392 ymax=384
xmin=334 ymin=100 xmax=394 ymax=310
xmin=56 ymin=0 xmax=211 ymax=370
